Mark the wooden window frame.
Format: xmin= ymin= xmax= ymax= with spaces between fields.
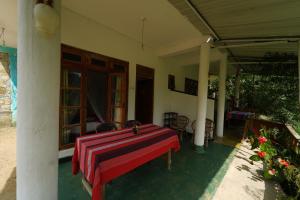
xmin=59 ymin=44 xmax=129 ymax=150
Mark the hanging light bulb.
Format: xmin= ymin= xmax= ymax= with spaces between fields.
xmin=141 ymin=17 xmax=147 ymax=50
xmin=34 ymin=0 xmax=59 ymax=36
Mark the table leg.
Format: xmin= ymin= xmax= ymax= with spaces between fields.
xmin=82 ymin=178 xmax=92 ymax=197
xmin=102 ymin=184 xmax=106 ymax=200
xmin=167 ymin=149 xmax=172 ymax=171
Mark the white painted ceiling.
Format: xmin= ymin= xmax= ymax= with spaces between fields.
xmin=62 ymin=0 xmax=202 ymax=49
xmin=0 ymin=0 xmax=202 ymax=50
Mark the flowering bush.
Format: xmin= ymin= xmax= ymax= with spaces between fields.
xmin=248 ymin=128 xmax=300 ymax=198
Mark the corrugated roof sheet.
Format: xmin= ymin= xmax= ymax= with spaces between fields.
xmin=168 ymin=0 xmax=300 ymax=58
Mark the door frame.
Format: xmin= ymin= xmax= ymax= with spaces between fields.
xmin=135 ymin=65 xmax=155 ymax=123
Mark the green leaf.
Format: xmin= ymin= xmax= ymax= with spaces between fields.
xmin=264 ymin=154 xmax=271 ymax=161
xmin=249 ymin=155 xmax=261 ymax=161
xmin=248 ymin=130 xmax=255 ymax=138
xmin=251 ymin=139 xmax=259 ymax=150
xmin=263 ymin=170 xmax=273 ymax=179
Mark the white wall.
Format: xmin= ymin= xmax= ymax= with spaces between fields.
xmin=168 ymin=65 xmax=199 ymax=91
xmin=61 ymin=8 xmax=170 ymax=125
xmin=59 ymin=8 xmax=218 ymax=157
xmin=169 ymin=90 xmax=214 ymax=132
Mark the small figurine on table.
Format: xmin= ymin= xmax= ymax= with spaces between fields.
xmin=133 ymin=125 xmax=139 ymax=134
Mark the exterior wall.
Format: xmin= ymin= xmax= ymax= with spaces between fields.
xmin=3 ymin=7 xmax=223 ymax=156
xmin=61 ymin=8 xmax=170 ymax=126
xmin=0 ymin=46 xmax=17 ymax=126
xmin=169 ymin=90 xmax=214 ymax=132
xmin=167 ymin=65 xmax=199 ymax=91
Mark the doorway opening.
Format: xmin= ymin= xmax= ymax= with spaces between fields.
xmin=135 ymin=65 xmax=154 ymax=124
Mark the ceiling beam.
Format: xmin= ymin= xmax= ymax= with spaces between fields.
xmin=185 ymin=0 xmax=220 ymax=40
xmin=184 ymin=0 xmax=239 ymax=66
xmin=217 ymin=41 xmax=288 ymax=49
xmin=229 ymin=61 xmax=297 ymax=65
xmin=216 ymin=36 xmax=300 ymax=43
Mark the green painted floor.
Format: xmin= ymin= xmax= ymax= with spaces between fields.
xmin=59 ymin=140 xmax=236 ymax=200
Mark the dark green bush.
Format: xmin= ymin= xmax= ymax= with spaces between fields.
xmin=226 ymin=53 xmax=299 ymax=131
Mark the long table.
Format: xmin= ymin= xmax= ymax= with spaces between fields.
xmin=227 ymin=111 xmax=255 ymax=121
xmin=72 ymin=124 xmax=180 ymax=200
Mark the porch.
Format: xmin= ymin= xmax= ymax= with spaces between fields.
xmin=0 ymin=0 xmax=300 ymax=200
xmin=1 ymin=126 xmax=283 ymax=200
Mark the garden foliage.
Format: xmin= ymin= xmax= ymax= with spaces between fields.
xmin=249 ymin=128 xmax=300 ymax=199
xmin=225 ymin=53 xmax=300 ymax=132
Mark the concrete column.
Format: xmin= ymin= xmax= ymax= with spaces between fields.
xmin=216 ymin=53 xmax=228 ymax=137
xmin=298 ymin=41 xmax=300 ymax=104
xmin=194 ymin=42 xmax=210 ymax=153
xmin=17 ymin=1 xmax=60 ymax=200
xmin=234 ymin=67 xmax=241 ymax=108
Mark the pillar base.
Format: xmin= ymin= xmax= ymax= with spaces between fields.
xmin=192 ymin=144 xmax=205 ymax=154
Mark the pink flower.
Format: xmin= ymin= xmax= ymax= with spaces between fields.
xmin=257 ymin=151 xmax=266 ymax=158
xmin=258 ymin=136 xmax=267 ymax=144
xmin=278 ymin=159 xmax=289 ymax=167
xmin=268 ymin=169 xmax=276 ymax=175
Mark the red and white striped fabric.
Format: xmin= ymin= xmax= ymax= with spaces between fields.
xmin=72 ymin=124 xmax=180 ymax=200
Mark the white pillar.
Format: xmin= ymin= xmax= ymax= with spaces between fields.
xmin=298 ymin=41 xmax=300 ymax=104
xmin=234 ymin=67 xmax=241 ymax=108
xmin=17 ymin=1 xmax=60 ymax=200
xmin=216 ymin=53 xmax=227 ymax=137
xmin=194 ymin=42 xmax=210 ymax=152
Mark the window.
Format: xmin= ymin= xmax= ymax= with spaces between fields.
xmin=59 ymin=45 xmax=129 ymax=149
xmin=185 ymin=78 xmax=198 ymax=95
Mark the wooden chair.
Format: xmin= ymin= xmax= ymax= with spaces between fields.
xmin=96 ymin=122 xmax=117 ymax=133
xmin=124 ymin=120 xmax=142 ymax=128
xmin=171 ymin=115 xmax=189 ymax=141
xmin=191 ymin=119 xmax=214 ymax=147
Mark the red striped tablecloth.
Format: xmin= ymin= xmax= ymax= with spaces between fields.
xmin=72 ymin=124 xmax=180 ymax=200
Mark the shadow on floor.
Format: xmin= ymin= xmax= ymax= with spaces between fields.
xmin=59 ymin=139 xmax=236 ymax=200
xmin=0 ymin=167 xmax=16 ymax=200
xmin=214 ymin=126 xmax=244 ymax=148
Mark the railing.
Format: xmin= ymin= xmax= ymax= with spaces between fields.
xmin=244 ymin=118 xmax=300 ymax=154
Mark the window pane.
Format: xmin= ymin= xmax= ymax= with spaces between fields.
xmin=112 ymin=91 xmax=121 ymax=106
xmin=62 ymin=90 xmax=81 ymax=106
xmin=61 ymin=126 xmax=81 ymax=145
xmin=91 ymin=58 xmax=106 ymax=68
xmin=62 ymin=70 xmax=81 ymax=88
xmin=112 ymin=76 xmax=122 ymax=91
xmin=113 ymin=64 xmax=125 ymax=72
xmin=63 ymin=108 xmax=80 ymax=125
xmin=112 ymin=107 xmax=122 ymax=123
xmin=62 ymin=52 xmax=81 ymax=63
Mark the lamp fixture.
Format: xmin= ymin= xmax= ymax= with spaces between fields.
xmin=206 ymin=36 xmax=214 ymax=44
xmin=34 ymin=0 xmax=59 ymax=36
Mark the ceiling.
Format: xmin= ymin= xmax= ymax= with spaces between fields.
xmin=62 ymin=0 xmax=202 ymax=50
xmin=168 ymin=0 xmax=300 ymax=59
xmin=0 ymin=0 xmax=203 ymax=50
xmin=2 ymin=0 xmax=299 ymax=64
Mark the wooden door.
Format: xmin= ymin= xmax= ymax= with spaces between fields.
xmin=135 ymin=65 xmax=154 ymax=124
xmin=108 ymin=73 xmax=127 ymax=128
